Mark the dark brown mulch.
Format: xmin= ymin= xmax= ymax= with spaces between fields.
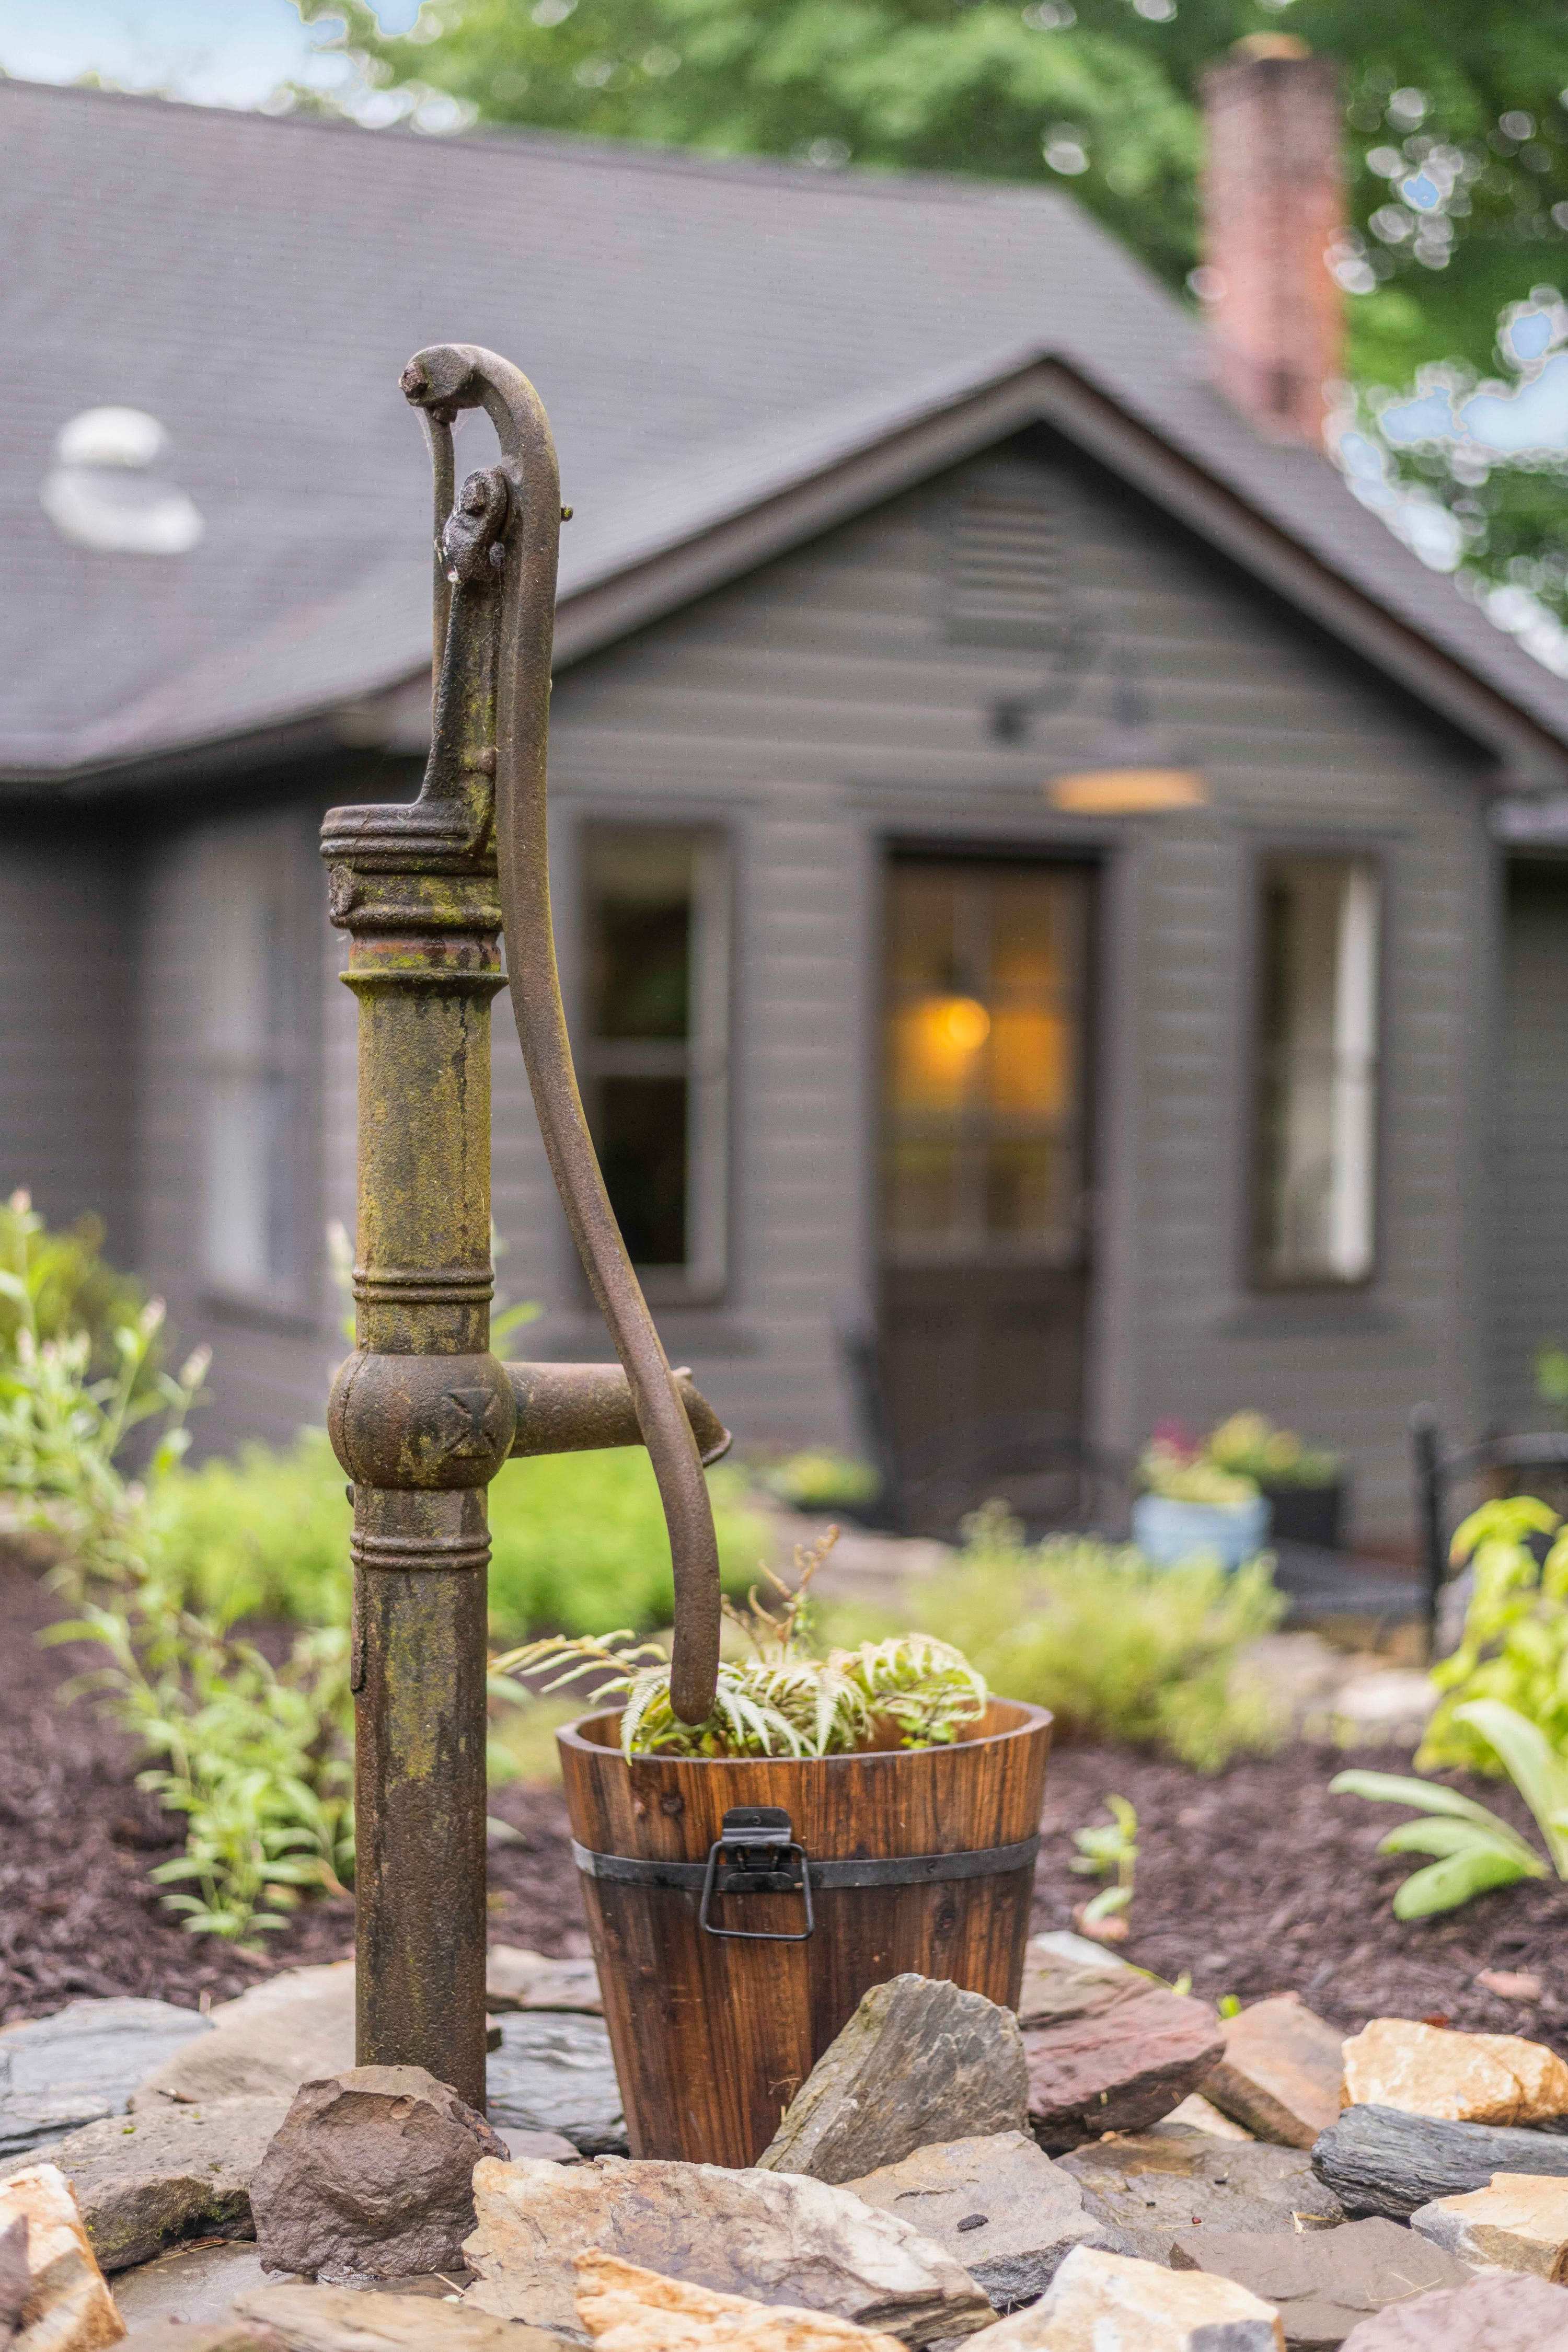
xmin=4 ymin=1547 xmax=1566 ymax=2048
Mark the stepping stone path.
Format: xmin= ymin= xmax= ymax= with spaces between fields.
xmin=1313 ymin=2103 xmax=1568 ymax=2218
xmin=0 ymin=1999 xmax=211 ymax=2161
xmin=0 ymin=2096 xmax=290 ymax=2272
xmin=758 ymin=1978 xmax=1028 ymax=2186
xmin=1170 ymin=2215 xmax=1472 ymax=2348
xmin=1059 ymin=2128 xmax=1343 ymax=2264
xmin=486 ymin=2013 xmax=627 ymax=2157
xmin=1013 ymin=1940 xmax=1224 ymax=2152
xmin=249 ymin=2067 xmax=506 ymax=2286
xmin=459 ymin=2153 xmax=994 ymax=2344
xmin=839 ymin=2132 xmax=1113 ymax=2306
xmin=1203 ymin=1997 xmax=1346 ymax=2149
xmin=1409 ymin=2169 xmax=1568 ymax=2277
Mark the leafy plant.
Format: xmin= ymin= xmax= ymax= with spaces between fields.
xmin=494 ymin=1529 xmax=989 ymax=1761
xmin=758 ymin=1448 xmax=882 ymax=1513
xmin=0 ymin=1189 xmax=153 ymax=1379
xmin=1137 ymin=1433 xmax=1259 ymax=1507
xmin=1331 ymin=1697 xmax=1568 ymax=1919
xmin=1071 ymin=1794 xmax=1138 ymax=1937
xmin=1416 ymin=1496 xmax=1568 ymax=1773
xmin=1205 ymin=1411 xmax=1340 ymax=1491
xmin=887 ymin=1508 xmax=1283 ymax=1772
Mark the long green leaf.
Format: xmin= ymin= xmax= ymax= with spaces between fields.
xmin=1379 ymin=1817 xmax=1543 ymax=1870
xmin=1329 ymin=1767 xmax=1529 ymax=1830
xmin=1392 ymin=1845 xmax=1533 ymax=1919
xmin=1453 ymin=1700 xmax=1568 ymax=1878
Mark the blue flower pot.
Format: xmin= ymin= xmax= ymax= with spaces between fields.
xmin=1131 ymin=1492 xmax=1272 ymax=1571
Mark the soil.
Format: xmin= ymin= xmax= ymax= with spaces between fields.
xmin=4 ymin=1547 xmax=1567 ymax=2052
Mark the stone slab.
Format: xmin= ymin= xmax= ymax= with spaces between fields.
xmin=758 ymin=1978 xmax=1028 ymax=2187
xmin=1312 ymin=2103 xmax=1568 ymax=2220
xmin=840 ymin=2133 xmax=1111 ymax=2308
xmin=483 ymin=1952 xmax=602 ymax=2016
xmin=235 ymin=2281 xmax=571 ymax=2351
xmin=573 ymin=2251 xmax=908 ymax=2352
xmin=1409 ymin=2170 xmax=1568 ymax=2277
xmin=1023 ymin=1986 xmax=1224 ymax=2151
xmin=1169 ymin=2215 xmax=1472 ymax=2348
xmin=1341 ymin=2019 xmax=1568 ymax=2128
xmin=132 ymin=1973 xmax=354 ymax=2113
xmin=971 ymin=2242 xmax=1284 ymax=2351
xmin=2 ymin=2100 xmax=290 ymax=2273
xmin=114 ymin=2243 xmax=284 ymax=2335
xmin=485 ymin=2015 xmax=626 ymax=2157
xmin=1059 ymin=2131 xmax=1343 ymax=2265
xmin=1203 ymin=1998 xmax=1345 ymax=2148
xmin=461 ymin=2154 xmax=994 ymax=2346
xmin=1336 ymin=2271 xmax=1568 ymax=2350
xmin=1 ymin=2003 xmax=211 ymax=2163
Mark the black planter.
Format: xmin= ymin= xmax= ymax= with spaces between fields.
xmin=1261 ymin=1476 xmax=1346 ymax=1550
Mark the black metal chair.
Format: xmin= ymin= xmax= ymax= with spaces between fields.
xmin=1410 ymin=1406 xmax=1568 ymax=1659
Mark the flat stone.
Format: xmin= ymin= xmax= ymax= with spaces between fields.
xmin=116 ymin=2326 xmax=286 ymax=2352
xmin=1313 ymin=2104 xmax=1568 ymax=2220
xmin=1 ymin=2003 xmax=212 ymax=2163
xmin=1059 ymin=2131 xmax=1343 ymax=2265
xmin=970 ymin=2243 xmax=1284 ymax=2350
xmin=484 ymin=1952 xmax=602 ymax=2015
xmin=1336 ymin=2271 xmax=1568 ymax=2350
xmin=1410 ymin=2170 xmax=1568 ymax=2277
xmin=132 ymin=1971 xmax=353 ymax=2113
xmin=0 ymin=2161 xmax=125 ymax=2351
xmin=1341 ymin=2019 xmax=1568 ymax=2127
xmin=2 ymin=2100 xmax=290 ymax=2274
xmin=112 ymin=2242 xmax=283 ymax=2334
xmin=460 ymin=2154 xmax=995 ymax=2346
xmin=573 ymin=2251 xmax=907 ymax=2352
xmin=1023 ymin=1988 xmax=1225 ymax=2152
xmin=249 ymin=2067 xmax=505 ymax=2286
xmin=757 ymin=1977 xmax=1028 ymax=2186
xmin=1169 ymin=2216 xmax=1472 ymax=2348
xmin=486 ymin=2015 xmax=626 ymax=2157
xmin=1202 ymin=1998 xmax=1344 ymax=2149
xmin=497 ymin=2130 xmax=580 ymax=2165
xmin=1014 ymin=1939 xmax=1139 ymax=2031
xmin=840 ymin=2134 xmax=1112 ymax=2309
xmin=1154 ymin=2096 xmax=1253 ymax=2142
xmin=235 ymin=2281 xmax=571 ymax=2351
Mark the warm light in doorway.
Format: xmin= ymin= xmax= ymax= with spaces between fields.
xmin=929 ymin=995 xmax=991 ymax=1053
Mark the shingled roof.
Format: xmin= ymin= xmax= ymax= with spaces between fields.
xmin=5 ymin=77 xmax=1566 ymax=786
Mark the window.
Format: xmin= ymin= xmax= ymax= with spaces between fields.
xmin=199 ymin=818 xmax=313 ymax=1304
xmin=581 ymin=826 xmax=730 ymax=1301
xmin=1251 ymin=854 xmax=1380 ymax=1287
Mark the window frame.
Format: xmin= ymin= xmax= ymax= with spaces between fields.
xmin=194 ymin=811 xmax=320 ymax=1319
xmin=1242 ymin=836 xmax=1390 ymax=1297
xmin=575 ymin=818 xmax=734 ymax=1308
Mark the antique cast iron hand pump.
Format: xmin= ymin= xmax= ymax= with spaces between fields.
xmin=321 ymin=344 xmax=726 ymax=2109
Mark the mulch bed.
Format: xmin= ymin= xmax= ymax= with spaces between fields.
xmin=4 ymin=1548 xmax=1567 ymax=2052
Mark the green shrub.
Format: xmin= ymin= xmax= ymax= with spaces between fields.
xmin=757 ymin=1448 xmax=882 ymax=1512
xmin=155 ymin=1431 xmax=767 ymax=1644
xmin=872 ymin=1506 xmax=1285 ymax=1772
xmin=1418 ymin=1496 xmax=1568 ymax=1773
xmin=0 ymin=1189 xmax=153 ymax=1379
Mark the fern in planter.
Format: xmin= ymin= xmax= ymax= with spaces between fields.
xmin=492 ymin=1531 xmax=989 ymax=1762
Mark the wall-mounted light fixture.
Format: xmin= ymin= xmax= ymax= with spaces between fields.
xmin=1046 ymin=668 xmax=1209 ymax=813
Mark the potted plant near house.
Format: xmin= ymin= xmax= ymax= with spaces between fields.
xmin=495 ymin=1535 xmax=1049 ymax=2168
xmin=1131 ymin=1425 xmax=1272 ymax=1570
xmin=1205 ymin=1411 xmax=1346 ymax=1550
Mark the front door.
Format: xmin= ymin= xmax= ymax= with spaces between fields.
xmin=877 ymin=853 xmax=1094 ymax=1530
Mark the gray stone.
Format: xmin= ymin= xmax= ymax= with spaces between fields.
xmin=112 ymin=2242 xmax=283 ymax=2334
xmin=756 ymin=1978 xmax=1028 ymax=2187
xmin=1170 ymin=2216 xmax=1473 ymax=2348
xmin=461 ymin=2153 xmax=995 ymax=2345
xmin=1 ymin=2100 xmax=290 ymax=2273
xmin=1312 ymin=2103 xmax=1568 ymax=2220
xmin=235 ymin=2282 xmax=571 ymax=2352
xmin=132 ymin=1971 xmax=352 ymax=2113
xmin=1060 ymin=2130 xmax=1344 ymax=2266
xmin=483 ymin=1952 xmax=602 ymax=2016
xmin=0 ymin=2002 xmax=211 ymax=2162
xmin=249 ymin=2067 xmax=506 ymax=2286
xmin=840 ymin=2132 xmax=1113 ymax=2308
xmin=496 ymin=2130 xmax=580 ymax=2165
xmin=1337 ymin=2271 xmax=1568 ymax=2351
xmin=485 ymin=2015 xmax=626 ymax=2158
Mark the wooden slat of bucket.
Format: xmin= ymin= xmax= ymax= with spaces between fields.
xmin=558 ymin=1699 xmax=1050 ymax=2165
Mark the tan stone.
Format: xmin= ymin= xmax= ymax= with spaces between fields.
xmin=132 ymin=1966 xmax=355 ymax=2110
xmin=575 ymin=2253 xmax=908 ymax=2352
xmin=968 ymin=2245 xmax=1284 ymax=2351
xmin=237 ymin=2280 xmax=570 ymax=2351
xmin=1202 ymin=1996 xmax=1344 ymax=2148
xmin=1409 ymin=2170 xmax=1568 ymax=2278
xmin=0 ymin=2163 xmax=125 ymax=2352
xmin=1156 ymin=2093 xmax=1253 ymax=2141
xmin=1341 ymin=2018 xmax=1568 ymax=2127
xmin=483 ymin=1950 xmax=602 ymax=2015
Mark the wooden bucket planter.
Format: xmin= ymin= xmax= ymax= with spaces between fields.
xmin=559 ymin=1698 xmax=1051 ymax=2168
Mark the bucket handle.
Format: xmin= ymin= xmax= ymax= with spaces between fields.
xmin=699 ymin=1806 xmax=815 ymax=1943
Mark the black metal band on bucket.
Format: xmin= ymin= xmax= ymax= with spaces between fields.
xmin=570 ymin=1832 xmax=1040 ymax=1889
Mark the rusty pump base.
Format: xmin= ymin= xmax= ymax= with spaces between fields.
xmin=321 ymin=345 xmax=726 ymax=2112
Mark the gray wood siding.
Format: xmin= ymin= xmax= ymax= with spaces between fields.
xmin=1489 ymin=860 xmax=1568 ymax=1431
xmin=0 ymin=832 xmax=134 ymax=1250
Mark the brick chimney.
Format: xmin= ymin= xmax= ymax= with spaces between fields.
xmin=1201 ymin=37 xmax=1345 ymax=443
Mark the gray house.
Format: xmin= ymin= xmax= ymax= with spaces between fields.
xmin=6 ymin=60 xmax=1568 ymax=1545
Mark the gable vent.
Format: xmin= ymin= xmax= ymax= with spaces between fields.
xmin=944 ymin=471 xmax=1066 ymax=647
